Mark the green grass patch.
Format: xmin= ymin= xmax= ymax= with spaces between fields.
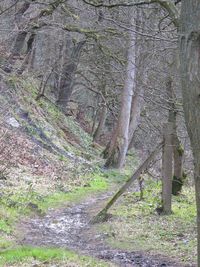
xmin=0 ymin=172 xmax=108 ymax=233
xmin=0 ymin=246 xmax=112 ymax=266
xmin=0 ymin=237 xmax=13 ymax=251
xmin=102 ymin=169 xmax=129 ymax=184
xmin=40 ymin=172 xmax=108 ymax=210
xmin=0 ymin=172 xmax=109 ymax=265
xmin=99 ymin=179 xmax=197 ymax=265
xmin=38 ymin=98 xmax=61 ymax=121
xmin=0 ymin=220 xmax=12 ymax=235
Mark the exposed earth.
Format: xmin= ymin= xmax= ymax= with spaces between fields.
xmin=19 ymin=193 xmax=192 ymax=267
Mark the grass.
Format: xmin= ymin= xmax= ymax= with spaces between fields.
xmin=0 ymin=171 xmax=108 ymax=232
xmin=102 ymin=169 xmax=129 ymax=184
xmin=0 ymin=171 xmax=111 ymax=265
xmin=0 ymin=166 xmax=131 ymax=240
xmin=0 ymin=246 xmax=113 ymax=267
xmin=39 ymin=172 xmax=108 ymax=210
xmin=6 ymin=74 xmax=95 ymax=157
xmin=98 ymin=178 xmax=197 ymax=265
xmin=0 ymin=220 xmax=12 ymax=235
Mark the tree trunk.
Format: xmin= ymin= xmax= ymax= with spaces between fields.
xmin=161 ymin=122 xmax=173 ymax=214
xmin=128 ymin=86 xmax=144 ymax=149
xmin=3 ymin=2 xmax=32 ymax=73
xmin=180 ymin=2 xmax=200 ymax=265
xmin=128 ymin=9 xmax=146 ymax=150
xmin=104 ymin=11 xmax=136 ymax=169
xmin=14 ymin=1 xmax=31 ymax=24
xmin=172 ymin=134 xmax=184 ymax=195
xmin=166 ymin=77 xmax=184 ymax=195
xmin=93 ymin=104 xmax=107 ymax=142
xmin=11 ymin=31 xmax=27 ymax=57
xmin=18 ymin=33 xmax=36 ymax=74
xmin=57 ymin=40 xmax=85 ymax=109
xmin=10 ymin=1 xmax=32 ymax=57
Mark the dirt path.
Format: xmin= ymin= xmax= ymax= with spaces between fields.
xmin=19 ymin=193 xmax=192 ymax=267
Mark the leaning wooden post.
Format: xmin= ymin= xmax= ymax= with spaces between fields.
xmin=161 ymin=122 xmax=173 ymax=214
xmin=91 ymin=142 xmax=163 ymax=224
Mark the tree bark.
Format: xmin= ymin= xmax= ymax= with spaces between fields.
xmin=128 ymin=86 xmax=144 ymax=149
xmin=18 ymin=33 xmax=36 ymax=74
xmin=166 ymin=77 xmax=184 ymax=195
xmin=180 ymin=2 xmax=200 ymax=265
xmin=3 ymin=2 xmax=33 ymax=72
xmin=57 ymin=40 xmax=85 ymax=109
xmin=161 ymin=122 xmax=173 ymax=214
xmin=128 ymin=9 xmax=146 ymax=150
xmin=104 ymin=11 xmax=136 ymax=169
xmin=93 ymin=104 xmax=107 ymax=142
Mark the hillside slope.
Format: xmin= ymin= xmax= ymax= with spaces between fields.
xmin=0 ymin=72 xmax=112 ymax=265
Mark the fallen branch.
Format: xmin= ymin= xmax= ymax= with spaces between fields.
xmin=90 ymin=141 xmax=163 ymax=224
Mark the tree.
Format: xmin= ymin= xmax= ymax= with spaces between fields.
xmin=104 ymin=10 xmax=136 ymax=168
xmin=86 ymin=1 xmax=200 ymax=265
xmin=166 ymin=77 xmax=184 ymax=196
xmin=179 ymin=1 xmax=200 ymax=265
xmin=56 ymin=40 xmax=86 ymax=109
xmin=161 ymin=122 xmax=173 ymax=214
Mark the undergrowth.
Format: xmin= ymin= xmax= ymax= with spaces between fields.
xmin=0 ymin=170 xmax=113 ymax=266
xmin=99 ymin=179 xmax=196 ymax=265
xmin=0 ymin=171 xmax=109 ymax=253
xmin=0 ymin=74 xmax=117 ymax=267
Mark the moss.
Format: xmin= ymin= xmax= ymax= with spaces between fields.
xmin=5 ymin=75 xmax=21 ymax=89
xmin=25 ymin=124 xmax=38 ymax=136
xmin=63 ymin=25 xmax=100 ymax=41
xmin=172 ymin=171 xmax=187 ymax=196
xmin=20 ymin=77 xmax=39 ymax=98
xmin=177 ymin=144 xmax=184 ymax=156
xmin=38 ymin=98 xmax=61 ymax=120
xmin=172 ymin=175 xmax=183 ymax=195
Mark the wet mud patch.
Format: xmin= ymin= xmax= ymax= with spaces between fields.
xmin=19 ymin=195 xmax=192 ymax=267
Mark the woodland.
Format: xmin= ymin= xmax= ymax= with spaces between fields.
xmin=0 ymin=0 xmax=200 ymax=266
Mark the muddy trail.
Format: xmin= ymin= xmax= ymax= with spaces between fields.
xmin=20 ymin=193 xmax=192 ymax=267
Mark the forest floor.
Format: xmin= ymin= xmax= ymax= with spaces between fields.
xmin=0 ymin=74 xmax=197 ymax=266
xmin=17 ymin=188 xmax=193 ymax=267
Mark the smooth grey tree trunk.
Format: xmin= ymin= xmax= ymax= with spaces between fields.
xmin=104 ymin=10 xmax=136 ymax=168
xmin=128 ymin=86 xmax=144 ymax=149
xmin=128 ymin=9 xmax=146 ymax=150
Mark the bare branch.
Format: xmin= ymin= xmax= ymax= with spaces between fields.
xmin=82 ymin=0 xmax=180 ymax=27
xmin=0 ymin=0 xmax=20 ymax=16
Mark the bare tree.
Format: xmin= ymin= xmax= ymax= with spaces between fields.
xmin=104 ymin=10 xmax=136 ymax=168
